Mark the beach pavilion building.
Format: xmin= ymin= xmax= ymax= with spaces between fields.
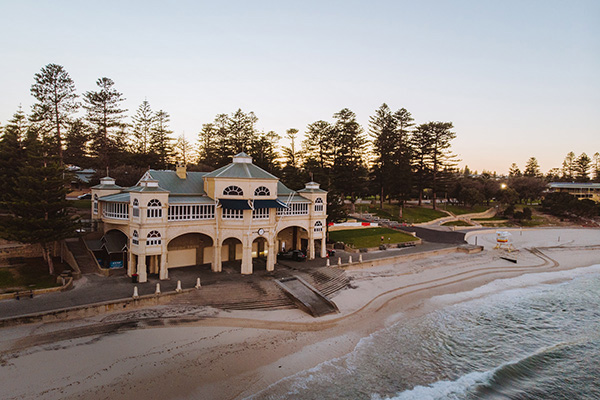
xmin=90 ymin=153 xmax=327 ymax=283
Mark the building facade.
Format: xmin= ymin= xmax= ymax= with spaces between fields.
xmin=547 ymin=182 xmax=600 ymax=202
xmin=91 ymin=153 xmax=328 ymax=283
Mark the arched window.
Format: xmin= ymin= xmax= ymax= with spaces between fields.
xmin=132 ymin=199 xmax=139 ymax=218
xmin=254 ymin=186 xmax=270 ymax=196
xmin=147 ymin=199 xmax=162 ymax=218
xmin=223 ymin=185 xmax=243 ymax=196
xmin=132 ymin=230 xmax=139 ymax=245
xmin=93 ymin=194 xmax=98 ymax=214
xmin=147 ymin=230 xmax=161 ymax=246
xmin=314 ymin=197 xmax=324 ymax=212
xmin=314 ymin=221 xmax=323 ymax=232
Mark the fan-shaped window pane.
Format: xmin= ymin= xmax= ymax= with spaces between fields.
xmin=314 ymin=197 xmax=324 ymax=212
xmin=223 ymin=186 xmax=244 ymax=196
xmin=147 ymin=199 xmax=162 ymax=218
xmin=254 ymin=186 xmax=270 ymax=196
xmin=147 ymin=230 xmax=161 ymax=245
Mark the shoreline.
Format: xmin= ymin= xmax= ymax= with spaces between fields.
xmin=0 ymin=228 xmax=599 ymax=400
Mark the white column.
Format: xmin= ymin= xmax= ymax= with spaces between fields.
xmin=320 ymin=237 xmax=327 ymax=258
xmin=159 ymin=253 xmax=168 ymax=280
xmin=241 ymin=237 xmax=253 ymax=275
xmin=128 ymin=251 xmax=135 ymax=276
xmin=138 ymin=255 xmax=147 ymax=283
xmin=212 ymin=239 xmax=222 ymax=272
xmin=266 ymin=235 xmax=276 ymax=271
xmin=308 ymin=230 xmax=315 ymax=260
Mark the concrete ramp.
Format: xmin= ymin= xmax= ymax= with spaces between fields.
xmin=275 ymin=276 xmax=339 ymax=317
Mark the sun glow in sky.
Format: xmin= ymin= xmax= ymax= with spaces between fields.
xmin=1 ymin=0 xmax=598 ymax=174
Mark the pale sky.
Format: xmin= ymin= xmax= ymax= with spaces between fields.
xmin=1 ymin=0 xmax=598 ymax=175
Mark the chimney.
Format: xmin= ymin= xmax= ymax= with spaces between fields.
xmin=176 ymin=161 xmax=187 ymax=179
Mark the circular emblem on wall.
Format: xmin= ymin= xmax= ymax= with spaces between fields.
xmin=257 ymin=228 xmax=265 ymax=236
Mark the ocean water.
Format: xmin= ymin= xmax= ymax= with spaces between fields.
xmin=251 ymin=266 xmax=600 ymax=400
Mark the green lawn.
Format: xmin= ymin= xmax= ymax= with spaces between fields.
xmin=0 ymin=258 xmax=64 ymax=293
xmin=441 ymin=220 xmax=472 ymax=226
xmin=329 ymin=227 xmax=418 ymax=248
xmin=361 ymin=204 xmax=447 ymax=224
xmin=69 ymin=199 xmax=91 ymax=210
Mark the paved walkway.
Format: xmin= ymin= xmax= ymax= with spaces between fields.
xmin=0 ymin=240 xmax=457 ymax=320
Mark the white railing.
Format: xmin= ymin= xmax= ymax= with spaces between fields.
xmin=222 ymin=208 xmax=244 ymax=220
xmin=103 ymin=202 xmax=129 ymax=219
xmin=168 ymin=204 xmax=215 ymax=221
xmin=277 ymin=203 xmax=309 ymax=216
xmin=253 ymin=208 xmax=269 ymax=219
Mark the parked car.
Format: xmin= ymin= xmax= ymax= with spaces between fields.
xmin=277 ymin=250 xmax=307 ymax=262
xmin=326 ymin=249 xmax=336 ymax=257
xmin=77 ymin=193 xmax=92 ymax=200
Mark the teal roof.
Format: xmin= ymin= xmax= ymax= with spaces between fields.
xmin=204 ymin=163 xmax=278 ymax=180
xmin=99 ymin=193 xmax=131 ymax=202
xmin=277 ymin=181 xmax=295 ymax=195
xmin=92 ymin=183 xmax=122 ymax=190
xmin=125 ymin=185 xmax=169 ymax=193
xmin=298 ymin=187 xmax=327 ymax=194
xmin=168 ymin=195 xmax=216 ymax=204
xmin=147 ymin=170 xmax=207 ymax=194
xmin=278 ymin=194 xmax=311 ymax=203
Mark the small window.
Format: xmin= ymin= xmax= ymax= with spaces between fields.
xmin=147 ymin=199 xmax=162 ymax=218
xmin=132 ymin=230 xmax=139 ymax=245
xmin=223 ymin=185 xmax=243 ymax=196
xmin=314 ymin=221 xmax=323 ymax=232
xmin=93 ymin=194 xmax=98 ymax=214
xmin=132 ymin=199 xmax=139 ymax=218
xmin=314 ymin=197 xmax=324 ymax=212
xmin=147 ymin=230 xmax=161 ymax=246
xmin=222 ymin=208 xmax=244 ymax=219
xmin=254 ymin=186 xmax=270 ymax=196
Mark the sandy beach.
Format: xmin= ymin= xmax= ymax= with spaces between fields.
xmin=1 ymin=228 xmax=599 ymax=400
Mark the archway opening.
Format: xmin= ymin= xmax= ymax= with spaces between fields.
xmin=167 ymin=233 xmax=214 ymax=270
xmin=252 ymin=236 xmax=269 ymax=271
xmin=222 ymin=237 xmax=243 ymax=271
xmin=276 ymin=226 xmax=308 ymax=254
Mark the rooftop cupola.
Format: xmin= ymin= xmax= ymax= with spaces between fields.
xmin=100 ymin=177 xmax=116 ymax=186
xmin=232 ymin=152 xmax=253 ymax=164
xmin=176 ymin=161 xmax=187 ymax=179
xmin=305 ymin=181 xmax=320 ymax=190
xmin=140 ymin=178 xmax=160 ymax=188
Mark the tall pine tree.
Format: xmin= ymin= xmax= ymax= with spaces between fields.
xmin=30 ymin=63 xmax=79 ymax=163
xmin=0 ymin=127 xmax=76 ymax=274
xmin=84 ymin=77 xmax=127 ymax=169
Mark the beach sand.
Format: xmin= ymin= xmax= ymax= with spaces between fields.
xmin=0 ymin=228 xmax=599 ymax=400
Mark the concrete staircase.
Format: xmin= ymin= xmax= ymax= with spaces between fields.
xmin=171 ymin=266 xmax=350 ymax=312
xmin=65 ymin=238 xmax=101 ymax=275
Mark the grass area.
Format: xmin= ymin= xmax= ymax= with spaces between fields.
xmin=441 ymin=220 xmax=472 ymax=226
xmin=69 ymin=199 xmax=91 ymax=209
xmin=329 ymin=227 xmax=418 ymax=248
xmin=0 ymin=258 xmax=64 ymax=293
xmin=472 ymin=215 xmax=506 ymax=221
xmin=361 ymin=204 xmax=447 ymax=224
xmin=445 ymin=204 xmax=491 ymax=215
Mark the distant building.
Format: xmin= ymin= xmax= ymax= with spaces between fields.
xmin=91 ymin=153 xmax=327 ymax=283
xmin=547 ymin=182 xmax=600 ymax=202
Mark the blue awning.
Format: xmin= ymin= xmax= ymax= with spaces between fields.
xmin=218 ymin=199 xmax=252 ymax=210
xmin=253 ymin=199 xmax=289 ymax=209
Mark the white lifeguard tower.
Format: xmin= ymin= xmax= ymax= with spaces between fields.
xmin=494 ymin=231 xmax=515 ymax=252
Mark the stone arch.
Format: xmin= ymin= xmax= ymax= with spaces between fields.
xmin=222 ymin=236 xmax=243 ymax=264
xmin=167 ymin=232 xmax=214 ymax=269
xmin=276 ymin=225 xmax=309 ymax=253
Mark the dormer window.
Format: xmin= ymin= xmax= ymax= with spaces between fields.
xmin=254 ymin=186 xmax=270 ymax=196
xmin=147 ymin=199 xmax=162 ymax=218
xmin=132 ymin=199 xmax=139 ymax=218
xmin=223 ymin=185 xmax=243 ymax=196
xmin=314 ymin=197 xmax=324 ymax=212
